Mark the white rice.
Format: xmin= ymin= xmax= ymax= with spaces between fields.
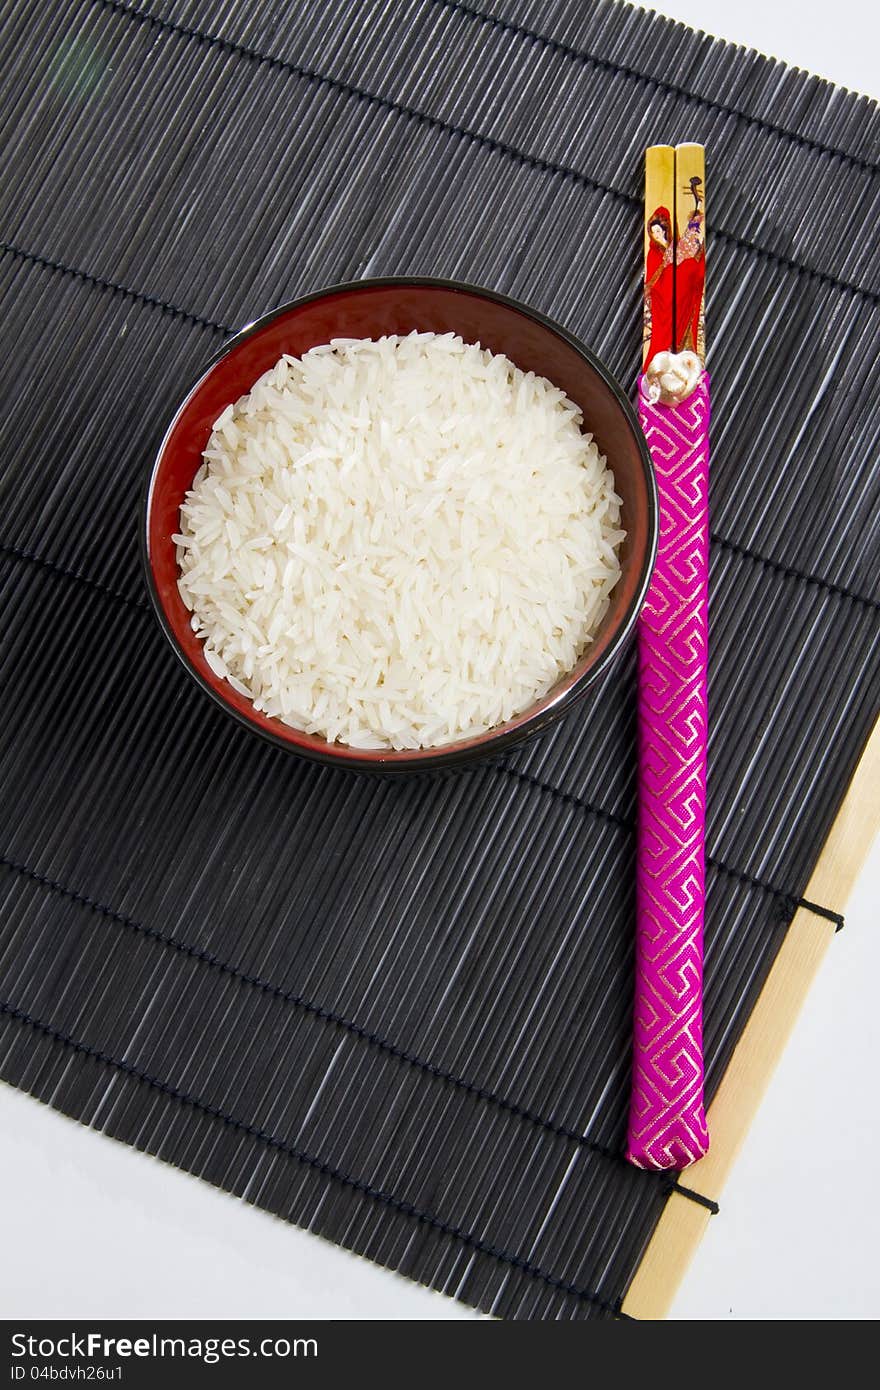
xmin=175 ymin=332 xmax=625 ymax=750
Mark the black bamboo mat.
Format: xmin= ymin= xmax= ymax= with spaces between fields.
xmin=1 ymin=0 xmax=879 ymax=1320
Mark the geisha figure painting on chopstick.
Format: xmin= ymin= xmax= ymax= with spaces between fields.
xmin=676 ymin=174 xmax=705 ymax=356
xmin=642 ymin=173 xmax=705 ymax=369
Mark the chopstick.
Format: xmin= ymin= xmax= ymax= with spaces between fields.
xmin=626 ymin=143 xmax=711 ymax=1170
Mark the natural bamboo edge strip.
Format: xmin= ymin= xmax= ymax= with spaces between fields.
xmin=622 ymin=712 xmax=880 ymax=1319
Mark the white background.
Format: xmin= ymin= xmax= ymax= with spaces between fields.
xmin=1 ymin=0 xmax=878 ymax=1322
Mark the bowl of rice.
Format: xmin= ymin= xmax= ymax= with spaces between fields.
xmin=143 ymin=278 xmax=657 ymax=771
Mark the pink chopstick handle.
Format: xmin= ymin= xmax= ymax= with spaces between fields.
xmin=626 ymin=374 xmax=711 ymax=1170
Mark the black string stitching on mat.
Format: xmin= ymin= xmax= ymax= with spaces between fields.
xmin=0 ymin=243 xmax=230 ymax=337
xmin=500 ymin=770 xmax=845 ymax=928
xmin=0 ymin=542 xmax=151 ymax=615
xmin=0 ymin=998 xmax=634 ymax=1317
xmin=0 ymin=243 xmax=229 ymax=335
xmin=709 ymin=534 xmax=880 ymax=613
xmin=0 ymin=853 xmax=719 ymax=1213
xmin=3 ymin=241 xmax=878 ymax=621
xmin=92 ymin=0 xmax=880 ymax=307
xmin=428 ymin=0 xmax=880 ymax=178
xmin=0 ymin=541 xmax=849 ymax=932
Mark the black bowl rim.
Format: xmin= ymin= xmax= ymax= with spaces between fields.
xmin=141 ymin=275 xmax=658 ymax=773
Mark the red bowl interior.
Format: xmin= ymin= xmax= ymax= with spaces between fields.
xmin=144 ymin=280 xmax=655 ymax=768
